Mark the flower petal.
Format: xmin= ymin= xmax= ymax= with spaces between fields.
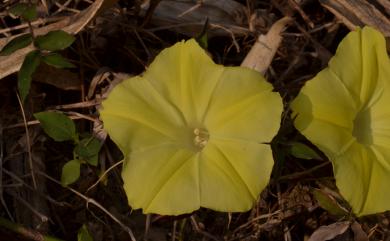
xmin=101 ymin=39 xmax=283 ymax=215
xmin=199 ymin=139 xmax=274 ymax=212
xmin=143 ymin=39 xmax=224 ymax=125
xmin=101 ymin=76 xmax=187 ymax=154
xmin=335 ymin=143 xmax=390 ymax=216
xmin=328 ymin=27 xmax=384 ymax=106
xmin=204 ymin=67 xmax=282 ymax=143
xmin=292 ymin=26 xmax=390 ymax=216
xmin=122 ymin=145 xmax=200 ymax=215
xmin=291 ymin=67 xmax=358 ymax=155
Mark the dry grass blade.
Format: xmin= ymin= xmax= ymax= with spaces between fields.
xmin=351 ymin=221 xmax=368 ymax=241
xmin=320 ymin=0 xmax=390 ymax=36
xmin=0 ymin=0 xmax=104 ymax=80
xmin=308 ymin=221 xmax=350 ymax=241
xmin=33 ymin=65 xmax=82 ymax=91
xmin=241 ymin=16 xmax=292 ymax=74
xmin=15 ymin=91 xmax=37 ymax=189
xmin=142 ymin=0 xmax=249 ymax=37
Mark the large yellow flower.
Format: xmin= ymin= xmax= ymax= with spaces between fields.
xmin=291 ymin=27 xmax=390 ymax=216
xmin=100 ymin=39 xmax=283 ymax=215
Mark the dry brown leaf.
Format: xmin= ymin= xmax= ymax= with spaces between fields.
xmin=350 ymin=221 xmax=368 ymax=241
xmin=87 ymin=67 xmax=113 ymax=99
xmin=142 ymin=0 xmax=249 ymax=36
xmin=307 ymin=221 xmax=350 ymax=241
xmin=0 ymin=0 xmax=104 ymax=80
xmin=320 ymin=0 xmax=390 ymax=36
xmin=241 ymin=16 xmax=291 ymax=74
xmin=94 ymin=71 xmax=131 ymax=142
xmin=377 ymin=0 xmax=390 ymax=15
xmin=280 ymin=184 xmax=315 ymax=218
xmin=33 ymin=64 xmax=81 ymax=91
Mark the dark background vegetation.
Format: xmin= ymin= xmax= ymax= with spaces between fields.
xmin=0 ymin=0 xmax=389 ymax=240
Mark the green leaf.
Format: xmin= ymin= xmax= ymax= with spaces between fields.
xmin=42 ymin=53 xmax=75 ymax=68
xmin=43 ymin=236 xmax=65 ymax=241
xmin=61 ymin=159 xmax=81 ymax=186
xmin=9 ymin=3 xmax=29 ymax=16
xmin=197 ymin=33 xmax=208 ymax=50
xmin=78 ymin=225 xmax=93 ymax=241
xmin=9 ymin=3 xmax=37 ymax=21
xmin=34 ymin=112 xmax=76 ymax=142
xmin=75 ymin=136 xmax=101 ymax=166
xmin=313 ymin=189 xmax=349 ymax=217
xmin=18 ymin=50 xmax=41 ymax=102
xmin=34 ymin=30 xmax=75 ymax=51
xmin=290 ymin=142 xmax=321 ymax=160
xmin=195 ymin=18 xmax=209 ymax=49
xmin=21 ymin=5 xmax=37 ymax=21
xmin=0 ymin=34 xmax=32 ymax=56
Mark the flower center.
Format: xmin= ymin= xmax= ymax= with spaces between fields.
xmin=352 ymin=108 xmax=373 ymax=146
xmin=193 ymin=128 xmax=209 ymax=149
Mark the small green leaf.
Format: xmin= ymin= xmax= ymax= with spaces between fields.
xmin=43 ymin=236 xmax=65 ymax=241
xmin=75 ymin=136 xmax=101 ymax=166
xmin=290 ymin=142 xmax=321 ymax=160
xmin=9 ymin=3 xmax=37 ymax=21
xmin=21 ymin=5 xmax=37 ymax=21
xmin=34 ymin=112 xmax=76 ymax=142
xmin=18 ymin=50 xmax=41 ymax=102
xmin=78 ymin=224 xmax=93 ymax=241
xmin=313 ymin=189 xmax=349 ymax=217
xmin=0 ymin=34 xmax=32 ymax=56
xmin=195 ymin=18 xmax=209 ymax=49
xmin=42 ymin=53 xmax=75 ymax=68
xmin=9 ymin=3 xmax=29 ymax=16
xmin=61 ymin=159 xmax=81 ymax=186
xmin=35 ymin=30 xmax=75 ymax=51
xmin=196 ymin=33 xmax=208 ymax=50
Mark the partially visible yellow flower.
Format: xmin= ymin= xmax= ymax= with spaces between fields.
xmin=100 ymin=39 xmax=282 ymax=215
xmin=291 ymin=27 xmax=390 ymax=216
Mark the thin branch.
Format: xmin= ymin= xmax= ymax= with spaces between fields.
xmin=277 ymin=161 xmax=330 ymax=181
xmin=86 ymin=160 xmax=123 ymax=193
xmin=190 ymin=216 xmax=221 ymax=241
xmin=16 ymin=91 xmax=37 ymax=189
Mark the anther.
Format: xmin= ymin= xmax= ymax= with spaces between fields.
xmin=193 ymin=128 xmax=209 ymax=149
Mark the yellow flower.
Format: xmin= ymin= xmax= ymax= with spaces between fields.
xmin=100 ymin=39 xmax=282 ymax=215
xmin=291 ymin=27 xmax=390 ymax=216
